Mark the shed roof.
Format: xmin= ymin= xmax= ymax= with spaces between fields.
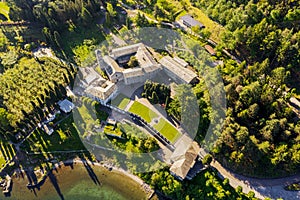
xmin=103 ymin=55 xmax=124 ymax=74
xmin=180 ymin=14 xmax=204 ymax=28
xmin=123 ymin=68 xmax=144 ymax=78
xmin=58 ymin=99 xmax=75 ymax=113
xmin=204 ymin=45 xmax=216 ymax=55
xmin=135 ymin=45 xmax=157 ymax=68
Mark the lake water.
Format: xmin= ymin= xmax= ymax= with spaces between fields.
xmin=4 ymin=163 xmax=149 ymax=200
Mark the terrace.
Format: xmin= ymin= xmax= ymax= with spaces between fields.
xmin=153 ymin=118 xmax=181 ymax=143
xmin=128 ymin=101 xmax=158 ymax=123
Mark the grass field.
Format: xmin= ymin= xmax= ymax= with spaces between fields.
xmin=153 ymin=118 xmax=181 ymax=143
xmin=0 ymin=2 xmax=10 ymax=21
xmin=111 ymin=94 xmax=131 ymax=110
xmin=129 ymin=101 xmax=158 ymax=123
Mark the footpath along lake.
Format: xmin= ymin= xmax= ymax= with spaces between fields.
xmin=4 ymin=163 xmax=151 ymax=200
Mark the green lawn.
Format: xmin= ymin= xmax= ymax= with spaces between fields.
xmin=0 ymin=2 xmax=10 ymax=21
xmin=153 ymin=118 xmax=181 ymax=143
xmin=190 ymin=8 xmax=224 ymax=43
xmin=111 ymin=94 xmax=130 ymax=110
xmin=74 ymin=102 xmax=108 ymax=133
xmin=129 ymin=101 xmax=158 ymax=123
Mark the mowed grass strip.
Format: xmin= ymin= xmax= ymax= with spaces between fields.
xmin=111 ymin=94 xmax=130 ymax=110
xmin=0 ymin=2 xmax=10 ymax=21
xmin=129 ymin=101 xmax=158 ymax=123
xmin=153 ymin=118 xmax=181 ymax=143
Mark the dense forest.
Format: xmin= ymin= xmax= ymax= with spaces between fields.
xmin=7 ymin=0 xmax=103 ymax=32
xmin=184 ymin=0 xmax=300 ymax=177
xmin=191 ymin=0 xmax=300 ymax=80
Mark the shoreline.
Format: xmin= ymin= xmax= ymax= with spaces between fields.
xmin=13 ymin=158 xmax=155 ymax=199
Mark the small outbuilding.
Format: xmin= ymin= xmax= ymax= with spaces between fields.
xmin=180 ymin=14 xmax=205 ymax=29
xmin=204 ymin=45 xmax=216 ymax=56
xmin=58 ymin=99 xmax=75 ymax=113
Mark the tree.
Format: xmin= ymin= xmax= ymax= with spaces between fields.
xmin=202 ymin=154 xmax=213 ymax=165
xmin=135 ymin=12 xmax=151 ymax=27
xmin=42 ymin=27 xmax=53 ymax=45
xmin=127 ymin=56 xmax=139 ymax=68
xmin=81 ymin=7 xmax=93 ymax=26
xmin=53 ymin=31 xmax=62 ymax=49
xmin=0 ymin=108 xmax=9 ymax=130
xmin=107 ymin=3 xmax=117 ymax=17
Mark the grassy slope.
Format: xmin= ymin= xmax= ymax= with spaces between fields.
xmin=60 ymin=24 xmax=106 ymax=66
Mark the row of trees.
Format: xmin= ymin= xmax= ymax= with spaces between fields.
xmin=0 ymin=57 xmax=75 ymax=138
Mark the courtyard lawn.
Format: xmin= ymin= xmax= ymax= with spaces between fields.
xmin=111 ymin=94 xmax=130 ymax=110
xmin=129 ymin=101 xmax=158 ymax=123
xmin=0 ymin=2 xmax=10 ymax=21
xmin=153 ymin=118 xmax=181 ymax=143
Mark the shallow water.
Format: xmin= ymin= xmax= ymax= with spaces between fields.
xmin=5 ymin=163 xmax=148 ymax=200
